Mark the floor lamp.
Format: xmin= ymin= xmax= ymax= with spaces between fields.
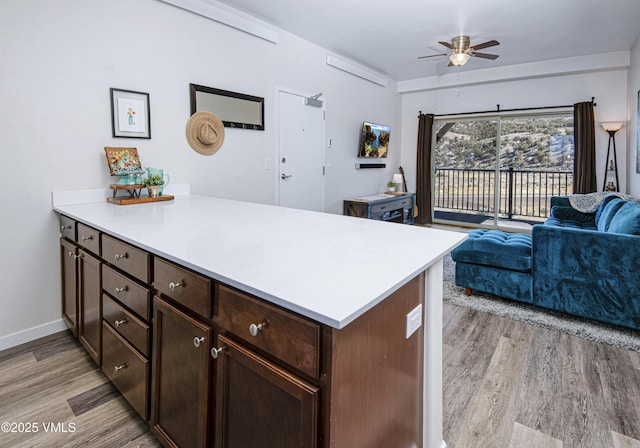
xmin=600 ymin=121 xmax=623 ymax=192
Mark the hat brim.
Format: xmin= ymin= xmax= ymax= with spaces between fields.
xmin=186 ymin=111 xmax=225 ymax=156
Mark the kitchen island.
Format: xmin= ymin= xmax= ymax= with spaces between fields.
xmin=53 ymin=188 xmax=465 ymax=448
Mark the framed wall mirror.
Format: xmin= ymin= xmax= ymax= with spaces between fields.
xmin=190 ymin=83 xmax=264 ymax=130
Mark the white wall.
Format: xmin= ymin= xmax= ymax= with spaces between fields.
xmin=399 ymin=69 xmax=629 ymax=195
xmin=0 ymin=0 xmax=400 ymax=344
xmin=627 ymin=35 xmax=640 ymax=196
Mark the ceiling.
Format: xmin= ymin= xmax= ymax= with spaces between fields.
xmin=212 ymin=0 xmax=640 ymax=82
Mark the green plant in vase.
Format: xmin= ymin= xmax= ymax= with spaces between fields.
xmin=387 ymin=180 xmax=396 ymax=192
xmin=144 ymin=174 xmax=164 ymax=198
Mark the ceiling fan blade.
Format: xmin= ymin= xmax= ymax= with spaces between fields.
xmin=472 ymin=52 xmax=499 ymax=60
xmin=438 ymin=41 xmax=454 ymax=50
xmin=469 ymin=40 xmax=500 ymax=51
xmin=417 ymin=53 xmax=447 ymax=60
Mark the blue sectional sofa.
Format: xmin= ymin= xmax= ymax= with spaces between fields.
xmin=451 ymin=194 xmax=640 ymax=331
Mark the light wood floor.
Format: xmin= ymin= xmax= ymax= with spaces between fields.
xmin=443 ymin=304 xmax=640 ymax=448
xmin=1 ymin=305 xmax=639 ymax=448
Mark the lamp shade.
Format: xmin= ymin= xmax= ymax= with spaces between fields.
xmin=393 ymin=173 xmax=404 ymax=188
xmin=449 ymin=52 xmax=471 ymax=66
xmin=600 ymin=121 xmax=624 ymax=132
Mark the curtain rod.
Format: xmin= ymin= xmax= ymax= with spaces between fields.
xmin=420 ymin=97 xmax=596 ymax=118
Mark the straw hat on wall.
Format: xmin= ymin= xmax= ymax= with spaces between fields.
xmin=186 ymin=111 xmax=225 ymax=155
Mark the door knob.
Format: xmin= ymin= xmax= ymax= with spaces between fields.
xmin=281 ymin=174 xmax=293 ymax=180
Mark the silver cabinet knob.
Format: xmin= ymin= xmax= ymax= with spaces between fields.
xmin=193 ymin=336 xmax=206 ymax=348
xmin=114 ymin=253 xmax=128 ymax=262
xmin=169 ymin=281 xmax=184 ymax=291
xmin=61 ymin=224 xmax=71 ymax=232
xmin=114 ymin=363 xmax=127 ymax=373
xmin=249 ymin=321 xmax=268 ymax=337
xmin=210 ymin=346 xmax=226 ymax=359
xmin=114 ymin=319 xmax=127 ymax=328
xmin=81 ymin=235 xmax=93 ymax=242
xmin=114 ymin=286 xmax=128 ymax=294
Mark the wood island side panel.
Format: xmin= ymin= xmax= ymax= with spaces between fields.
xmin=328 ymin=272 xmax=425 ymax=448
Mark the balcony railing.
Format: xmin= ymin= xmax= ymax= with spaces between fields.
xmin=434 ymin=167 xmax=573 ymax=222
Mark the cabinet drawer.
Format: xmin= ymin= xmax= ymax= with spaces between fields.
xmin=59 ymin=215 xmax=76 ymax=241
xmin=102 ymin=322 xmax=149 ymax=421
xmin=370 ymin=198 xmax=412 ymax=215
xmin=103 ymin=294 xmax=150 ymax=357
xmin=102 ymin=265 xmax=151 ymax=321
xmin=102 ymin=234 xmax=151 ymax=283
xmin=216 ymin=285 xmax=320 ymax=379
xmin=77 ymin=223 xmax=100 ymax=255
xmin=154 ymin=258 xmax=212 ymax=320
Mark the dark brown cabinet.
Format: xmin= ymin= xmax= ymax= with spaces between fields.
xmin=100 ymin=235 xmax=153 ymax=421
xmin=78 ymin=248 xmax=102 ymax=365
xmin=60 ymin=238 xmax=79 ymax=336
xmin=214 ymin=334 xmax=319 ymax=448
xmin=58 ymin=213 xmax=426 ymax=448
xmin=151 ymin=297 xmax=213 ymax=448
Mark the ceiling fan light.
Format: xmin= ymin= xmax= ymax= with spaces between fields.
xmin=449 ymin=52 xmax=470 ymax=66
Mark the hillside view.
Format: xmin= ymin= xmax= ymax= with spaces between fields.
xmin=435 ymin=116 xmax=574 ymax=171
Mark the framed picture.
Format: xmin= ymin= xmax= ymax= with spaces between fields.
xmin=637 ymin=90 xmax=640 ymax=174
xmin=110 ymin=88 xmax=151 ymax=138
xmin=104 ymin=147 xmax=143 ymax=176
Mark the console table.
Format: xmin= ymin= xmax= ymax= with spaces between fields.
xmin=343 ymin=193 xmax=416 ymax=224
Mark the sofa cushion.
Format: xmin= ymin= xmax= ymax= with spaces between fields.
xmin=544 ymin=205 xmax=597 ymax=229
xmin=607 ymin=201 xmax=640 ymax=235
xmin=451 ymin=229 xmax=532 ymax=272
xmin=596 ymin=197 xmax=626 ymax=232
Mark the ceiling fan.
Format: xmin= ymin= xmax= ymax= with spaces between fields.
xmin=418 ymin=36 xmax=500 ymax=67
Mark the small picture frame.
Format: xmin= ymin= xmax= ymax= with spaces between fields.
xmin=110 ymin=88 xmax=151 ymax=139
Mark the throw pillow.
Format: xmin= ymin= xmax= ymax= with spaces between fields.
xmin=596 ymin=197 xmax=626 ymax=232
xmin=607 ymin=201 xmax=640 ymax=235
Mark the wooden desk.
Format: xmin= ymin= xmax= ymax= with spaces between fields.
xmin=343 ymin=193 xmax=415 ymax=224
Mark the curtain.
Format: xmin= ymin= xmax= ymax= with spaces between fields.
xmin=573 ymin=101 xmax=597 ymax=193
xmin=416 ymin=113 xmax=434 ymax=225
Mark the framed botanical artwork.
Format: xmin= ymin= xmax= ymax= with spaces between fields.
xmin=104 ymin=147 xmax=143 ymax=176
xmin=110 ymin=88 xmax=151 ymax=138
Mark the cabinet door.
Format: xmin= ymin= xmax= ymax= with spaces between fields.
xmin=78 ymin=249 xmax=102 ymax=365
xmin=60 ymin=238 xmax=78 ymax=336
xmin=151 ymin=297 xmax=212 ymax=448
xmin=214 ymin=334 xmax=319 ymax=448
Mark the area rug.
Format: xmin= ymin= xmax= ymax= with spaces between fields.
xmin=443 ymin=255 xmax=640 ymax=352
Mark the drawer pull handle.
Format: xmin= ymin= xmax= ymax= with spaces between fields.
xmin=210 ymin=346 xmax=226 ymax=359
xmin=61 ymin=224 xmax=71 ymax=232
xmin=81 ymin=236 xmax=93 ymax=242
xmin=193 ymin=336 xmax=206 ymax=348
xmin=114 ymin=286 xmax=128 ymax=294
xmin=67 ymin=251 xmax=74 ymax=258
xmin=114 ymin=319 xmax=128 ymax=328
xmin=169 ymin=281 xmax=184 ymax=291
xmin=114 ymin=363 xmax=127 ymax=373
xmin=114 ymin=253 xmax=129 ymax=262
xmin=249 ymin=321 xmax=269 ymax=337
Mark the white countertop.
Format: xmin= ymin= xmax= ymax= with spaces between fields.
xmin=53 ymin=192 xmax=466 ymax=328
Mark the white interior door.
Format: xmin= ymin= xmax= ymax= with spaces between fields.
xmin=278 ymin=90 xmax=325 ymax=212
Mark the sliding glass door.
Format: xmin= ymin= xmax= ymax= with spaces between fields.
xmin=434 ymin=113 xmax=574 ymax=230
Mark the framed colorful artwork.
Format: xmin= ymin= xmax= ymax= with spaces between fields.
xmin=104 ymin=147 xmax=143 ymax=176
xmin=110 ymin=88 xmax=151 ymax=138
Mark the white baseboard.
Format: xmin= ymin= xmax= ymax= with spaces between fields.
xmin=0 ymin=319 xmax=68 ymax=352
